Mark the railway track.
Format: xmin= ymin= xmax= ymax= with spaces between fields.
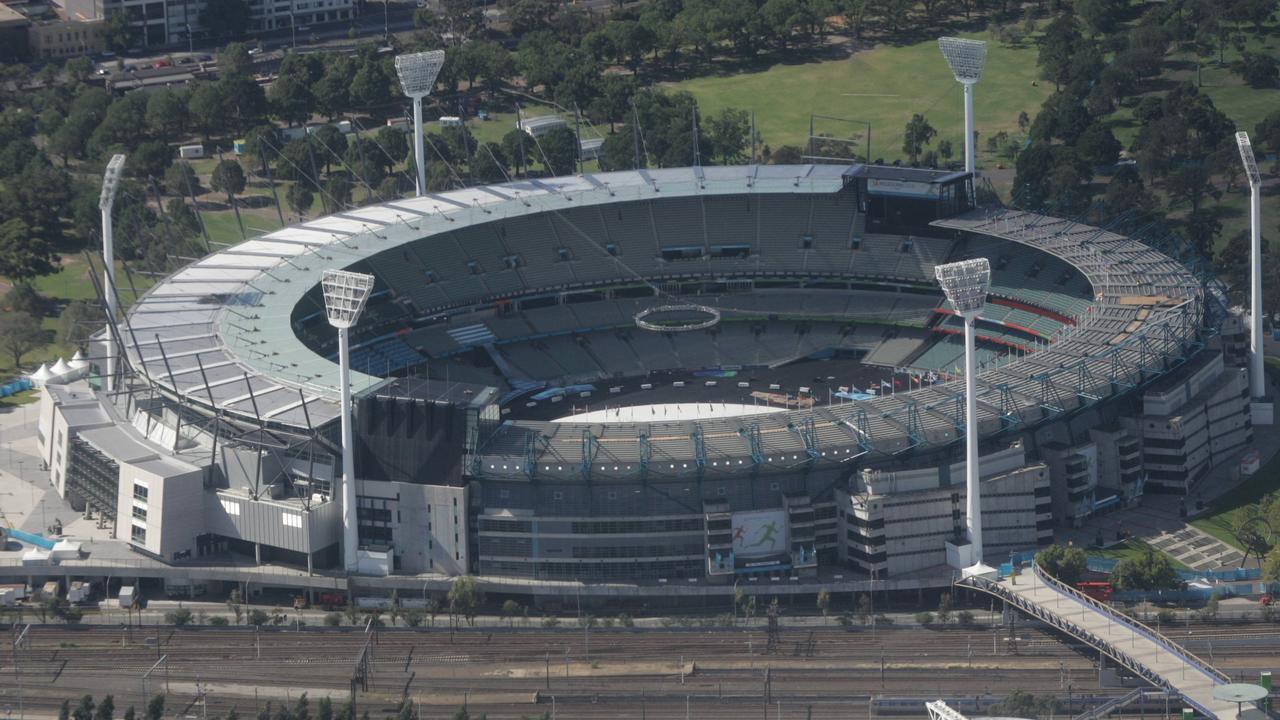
xmin=2 ymin=623 xmax=1273 ymax=719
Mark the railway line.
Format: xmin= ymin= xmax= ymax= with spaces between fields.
xmin=2 ymin=623 xmax=1275 ymax=719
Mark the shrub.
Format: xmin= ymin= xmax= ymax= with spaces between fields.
xmin=324 ymin=613 xmax=342 ymax=627
xmin=617 ymin=613 xmax=634 ymax=628
xmin=247 ymin=609 xmax=270 ymax=626
xmin=165 ymin=607 xmax=193 ymax=626
xmin=915 ymin=611 xmax=934 ymax=625
xmin=542 ymin=616 xmax=560 ymax=628
xmin=956 ymin=610 xmax=975 ymax=627
xmin=208 ymin=616 xmax=229 ymax=626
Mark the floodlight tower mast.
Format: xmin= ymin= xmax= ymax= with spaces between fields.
xmin=322 ymin=269 xmax=376 ymax=573
xmin=938 ymin=38 xmax=987 ymax=175
xmin=99 ymin=154 xmax=127 ymax=392
xmin=1238 ymin=133 xmax=1266 ymax=399
xmin=935 ymin=258 xmax=991 ymax=568
xmin=395 ymin=50 xmax=446 ymax=198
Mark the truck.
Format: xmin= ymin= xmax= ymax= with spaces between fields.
xmin=41 ymin=580 xmax=61 ymax=600
xmin=118 ymin=585 xmax=139 ymax=609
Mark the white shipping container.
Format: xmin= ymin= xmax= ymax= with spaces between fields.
xmin=179 ymin=144 xmax=205 ymax=159
xmin=118 ymin=585 xmax=137 ymax=608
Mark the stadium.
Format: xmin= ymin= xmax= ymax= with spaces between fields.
xmin=31 ymin=159 xmax=1250 ymax=593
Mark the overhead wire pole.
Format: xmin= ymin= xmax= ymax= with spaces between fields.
xmin=1236 ymin=131 xmax=1271 ymax=424
xmin=935 ymin=258 xmax=992 ymax=573
xmin=99 ymin=154 xmax=126 ymax=392
xmin=395 ymin=49 xmax=446 ymax=197
xmin=937 ymin=37 xmax=987 ymax=176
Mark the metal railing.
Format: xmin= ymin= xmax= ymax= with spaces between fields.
xmin=1030 ymin=562 xmax=1230 ymax=687
xmin=958 ymin=574 xmax=1173 ymax=694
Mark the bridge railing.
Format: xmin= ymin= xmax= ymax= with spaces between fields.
xmin=1031 ymin=562 xmax=1231 ymax=686
xmin=958 ymin=573 xmax=1176 ymax=702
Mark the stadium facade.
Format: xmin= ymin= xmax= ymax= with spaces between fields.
xmin=36 ymin=164 xmax=1251 ymax=587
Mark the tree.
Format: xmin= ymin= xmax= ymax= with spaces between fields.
xmin=989 ymin=691 xmax=1060 ymax=718
xmin=856 ymin=594 xmax=872 ymax=625
xmin=902 ymin=114 xmax=936 ymax=165
xmin=472 ymin=143 xmax=509 ymax=183
xmin=201 ymin=0 xmax=252 ymax=38
xmin=5 ymin=283 xmax=43 ymax=318
xmin=73 ymin=696 xmax=96 ymax=720
xmin=270 ymin=69 xmax=315 ymax=127
xmin=1233 ymin=52 xmax=1279 ymax=89
xmin=816 ymin=588 xmax=830 ymax=619
xmin=165 ymin=607 xmax=194 ymax=626
xmin=1035 ymin=544 xmax=1087 ymax=584
xmin=538 ymin=126 xmax=579 ymax=176
xmin=287 ymin=183 xmax=314 ymax=218
xmin=1075 ymin=123 xmax=1122 ymax=168
xmin=936 ymin=592 xmax=952 ymax=624
xmin=707 ymin=107 xmax=752 ymax=164
xmin=0 ymin=219 xmax=57 ymax=283
xmin=103 ymin=11 xmax=137 ymax=53
xmin=502 ymin=599 xmax=522 ymax=628
xmin=448 ymin=576 xmax=481 ymax=627
xmin=247 ymin=608 xmax=270 ymax=626
xmin=211 ymin=160 xmax=247 ymax=202
xmin=188 ymin=83 xmax=230 ymax=139
xmin=1110 ymin=549 xmax=1179 ymax=591
xmin=146 ymin=89 xmax=188 ymax=142
xmin=314 ymin=57 xmax=355 ymax=120
xmin=325 ymin=176 xmax=352 ymax=209
xmin=375 ymin=127 xmax=409 ymax=173
xmin=145 ymin=696 xmax=164 ymax=720
xmin=164 ymin=162 xmax=201 ymax=197
xmin=92 ymin=697 xmax=113 ymax=720
xmin=1264 ymin=548 xmax=1280 ymax=584
xmin=131 ymin=141 xmax=173 ymax=181
xmin=350 ymin=59 xmax=393 ymax=109
xmin=227 ymin=588 xmax=243 ymax=624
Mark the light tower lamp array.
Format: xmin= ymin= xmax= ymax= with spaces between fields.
xmin=937 ymin=37 xmax=987 ymax=176
xmin=321 ymin=269 xmax=376 ymax=572
xmin=1236 ymin=131 xmax=1273 ymax=425
xmin=934 ymin=257 xmax=992 ymax=573
xmin=394 ymin=49 xmax=447 ymax=198
xmin=99 ymin=154 xmax=126 ymax=392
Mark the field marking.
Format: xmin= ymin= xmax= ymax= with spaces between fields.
xmin=841 ymin=93 xmax=903 ymax=97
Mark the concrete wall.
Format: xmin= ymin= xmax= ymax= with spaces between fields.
xmin=205 ymin=490 xmax=340 ymax=555
xmin=116 ymin=460 xmax=205 ymax=560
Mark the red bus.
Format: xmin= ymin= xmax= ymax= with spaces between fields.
xmin=1075 ymin=581 xmax=1113 ymax=602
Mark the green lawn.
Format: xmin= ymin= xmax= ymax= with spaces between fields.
xmin=670 ymin=30 xmax=1050 ymax=165
xmin=1091 ymin=538 xmax=1190 ymax=571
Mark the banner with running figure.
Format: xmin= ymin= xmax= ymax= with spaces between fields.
xmin=731 ymin=510 xmax=789 ymax=559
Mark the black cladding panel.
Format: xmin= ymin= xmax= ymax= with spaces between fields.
xmin=354 ymin=395 xmax=466 ymax=486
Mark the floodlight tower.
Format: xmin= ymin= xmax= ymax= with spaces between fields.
xmin=1236 ymin=132 xmax=1273 ymax=424
xmin=935 ymin=258 xmax=992 ymax=571
xmin=99 ymin=154 xmax=126 ymax=392
xmin=395 ymin=50 xmax=446 ymax=198
xmin=938 ymin=38 xmax=987 ymax=175
xmin=322 ymin=269 xmax=376 ymax=573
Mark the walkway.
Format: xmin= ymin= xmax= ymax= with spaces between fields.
xmin=959 ymin=565 xmax=1241 ymax=719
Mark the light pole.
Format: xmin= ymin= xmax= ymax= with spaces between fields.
xmin=1236 ymin=131 xmax=1271 ymax=423
xmin=321 ymin=269 xmax=376 ymax=573
xmin=937 ymin=37 xmax=987 ymax=175
xmin=394 ymin=50 xmax=446 ymax=197
xmin=935 ymin=258 xmax=992 ymax=569
xmin=99 ymin=154 xmax=126 ymax=392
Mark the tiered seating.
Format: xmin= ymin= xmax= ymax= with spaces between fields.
xmin=862 ymin=328 xmax=930 ymax=367
xmin=347 ymin=336 xmax=424 ymax=376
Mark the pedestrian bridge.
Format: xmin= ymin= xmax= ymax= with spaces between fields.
xmin=957 ymin=564 xmax=1244 ymax=719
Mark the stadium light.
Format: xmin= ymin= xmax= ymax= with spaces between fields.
xmin=395 ymin=50 xmax=446 ymax=198
xmin=322 ymin=269 xmax=376 ymax=573
xmin=1236 ymin=132 xmax=1270 ymax=418
xmin=935 ymin=258 xmax=991 ymax=570
xmin=100 ymin=154 xmax=126 ymax=392
xmin=937 ymin=37 xmax=987 ymax=175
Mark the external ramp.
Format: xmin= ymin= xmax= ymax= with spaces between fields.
xmin=957 ymin=565 xmax=1241 ymax=719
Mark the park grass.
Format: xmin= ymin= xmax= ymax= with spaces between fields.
xmin=670 ymin=30 xmax=1050 ymax=164
xmin=1091 ymin=538 xmax=1191 ymax=571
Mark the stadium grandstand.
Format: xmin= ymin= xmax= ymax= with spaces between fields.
xmin=32 ymin=162 xmax=1251 ymax=589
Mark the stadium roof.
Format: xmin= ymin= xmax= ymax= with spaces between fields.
xmin=123 ymin=165 xmax=858 ymax=430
